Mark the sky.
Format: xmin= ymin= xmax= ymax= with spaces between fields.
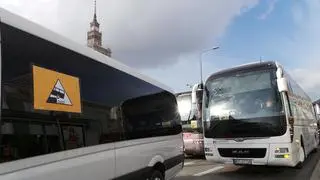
xmin=1 ymin=0 xmax=320 ymax=100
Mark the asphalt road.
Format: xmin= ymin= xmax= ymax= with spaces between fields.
xmin=175 ymin=148 xmax=320 ymax=180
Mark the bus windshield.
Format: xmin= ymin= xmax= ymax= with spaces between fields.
xmin=177 ymin=93 xmax=203 ymax=133
xmin=203 ymin=69 xmax=286 ymax=138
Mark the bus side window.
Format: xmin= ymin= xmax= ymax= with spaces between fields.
xmin=122 ymin=92 xmax=181 ymax=140
xmin=288 ymin=98 xmax=298 ymax=120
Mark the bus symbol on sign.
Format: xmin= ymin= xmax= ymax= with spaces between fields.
xmin=47 ymin=80 xmax=72 ymax=106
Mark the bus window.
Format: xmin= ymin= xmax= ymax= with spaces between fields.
xmin=121 ymin=91 xmax=181 ymax=140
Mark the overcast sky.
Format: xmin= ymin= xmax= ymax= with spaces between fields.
xmin=1 ymin=0 xmax=320 ymax=100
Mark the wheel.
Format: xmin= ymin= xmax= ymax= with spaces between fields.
xmin=295 ymin=145 xmax=305 ymax=169
xmin=313 ymin=147 xmax=318 ymax=153
xmin=147 ymin=170 xmax=164 ymax=180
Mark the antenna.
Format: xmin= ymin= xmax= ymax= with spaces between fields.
xmin=95 ymin=0 xmax=97 ymax=14
xmin=93 ymin=0 xmax=97 ymax=20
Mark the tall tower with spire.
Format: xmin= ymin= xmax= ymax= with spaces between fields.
xmin=87 ymin=0 xmax=112 ymax=57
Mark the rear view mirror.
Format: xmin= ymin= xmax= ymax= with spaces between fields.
xmin=196 ymin=90 xmax=203 ymax=103
xmin=191 ymin=85 xmax=197 ymax=104
xmin=315 ymin=104 xmax=320 ymax=115
xmin=192 ymin=83 xmax=203 ymax=104
xmin=277 ymin=77 xmax=288 ymax=92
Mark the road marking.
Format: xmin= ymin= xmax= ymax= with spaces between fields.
xmin=193 ymin=165 xmax=224 ymax=176
xmin=184 ymin=161 xmax=196 ymax=166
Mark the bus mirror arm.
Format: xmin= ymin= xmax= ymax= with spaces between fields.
xmin=288 ymin=116 xmax=294 ymax=125
xmin=288 ymin=116 xmax=294 ymax=142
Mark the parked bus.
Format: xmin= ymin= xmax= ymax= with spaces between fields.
xmin=313 ymin=100 xmax=320 ymax=138
xmin=176 ymin=88 xmax=204 ymax=156
xmin=202 ymin=61 xmax=319 ymax=168
xmin=0 ymin=8 xmax=183 ymax=180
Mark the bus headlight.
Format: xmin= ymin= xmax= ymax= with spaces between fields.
xmin=275 ymin=154 xmax=290 ymax=158
xmin=275 ymin=148 xmax=289 ymax=153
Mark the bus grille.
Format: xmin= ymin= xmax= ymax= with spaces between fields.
xmin=218 ymin=148 xmax=266 ymax=158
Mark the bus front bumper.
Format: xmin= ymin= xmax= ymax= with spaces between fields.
xmin=205 ymin=143 xmax=298 ymax=167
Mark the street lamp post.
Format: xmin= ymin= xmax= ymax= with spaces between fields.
xmin=199 ymin=46 xmax=219 ymax=84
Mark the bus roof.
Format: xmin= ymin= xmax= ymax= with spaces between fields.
xmin=206 ymin=61 xmax=278 ymax=82
xmin=0 ymin=8 xmax=174 ymax=94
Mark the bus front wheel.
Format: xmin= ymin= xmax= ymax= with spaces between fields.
xmin=147 ymin=170 xmax=164 ymax=180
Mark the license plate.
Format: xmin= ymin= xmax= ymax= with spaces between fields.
xmin=233 ymin=159 xmax=252 ymax=165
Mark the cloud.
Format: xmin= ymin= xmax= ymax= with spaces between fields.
xmin=285 ymin=0 xmax=320 ymax=100
xmin=0 ymin=0 xmax=259 ymax=68
xmin=141 ymin=54 xmax=249 ymax=93
xmin=141 ymin=54 xmax=219 ymax=93
xmin=0 ymin=0 xmax=59 ymax=27
xmin=258 ymin=0 xmax=278 ymax=20
xmin=290 ymin=69 xmax=320 ymax=101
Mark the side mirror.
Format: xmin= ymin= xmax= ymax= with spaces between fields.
xmin=315 ymin=104 xmax=320 ymax=115
xmin=191 ymin=83 xmax=203 ymax=103
xmin=277 ymin=77 xmax=288 ymax=92
xmin=191 ymin=88 xmax=197 ymax=104
xmin=196 ymin=90 xmax=203 ymax=103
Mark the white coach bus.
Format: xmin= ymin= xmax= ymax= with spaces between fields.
xmin=0 ymin=8 xmax=183 ymax=180
xmin=202 ymin=61 xmax=319 ymax=168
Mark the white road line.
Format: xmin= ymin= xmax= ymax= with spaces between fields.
xmin=184 ymin=161 xmax=196 ymax=166
xmin=193 ymin=166 xmax=224 ymax=176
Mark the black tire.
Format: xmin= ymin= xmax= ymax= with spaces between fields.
xmin=313 ymin=147 xmax=318 ymax=153
xmin=148 ymin=170 xmax=164 ymax=180
xmin=295 ymin=161 xmax=303 ymax=169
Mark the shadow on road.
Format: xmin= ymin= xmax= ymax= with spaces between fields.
xmin=185 ymin=155 xmax=206 ymax=159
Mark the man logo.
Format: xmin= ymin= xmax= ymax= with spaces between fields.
xmin=232 ymin=150 xmax=250 ymax=154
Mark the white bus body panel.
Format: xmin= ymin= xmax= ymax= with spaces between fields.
xmin=115 ymin=134 xmax=183 ymax=180
xmin=0 ymin=144 xmax=115 ymax=180
xmin=205 ymin=126 xmax=318 ymax=167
